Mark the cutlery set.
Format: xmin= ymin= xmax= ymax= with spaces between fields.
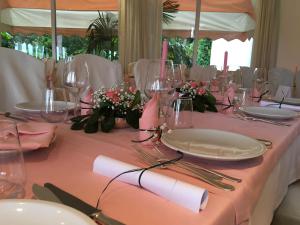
xmin=234 ymin=113 xmax=291 ymax=126
xmin=133 ymin=145 xmax=240 ymax=191
xmin=32 ymin=183 xmax=125 ymax=225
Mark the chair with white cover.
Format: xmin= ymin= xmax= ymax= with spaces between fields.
xmin=271 ymin=181 xmax=300 ymax=225
xmin=133 ymin=59 xmax=151 ymax=93
xmin=294 ymin=70 xmax=300 ymax=98
xmin=73 ymin=54 xmax=123 ymax=90
xmin=268 ymin=68 xmax=294 ymax=96
xmin=0 ymin=47 xmax=45 ymax=112
xmin=189 ymin=65 xmax=217 ymax=82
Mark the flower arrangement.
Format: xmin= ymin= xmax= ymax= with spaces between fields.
xmin=71 ymin=86 xmax=142 ymax=133
xmin=176 ymin=81 xmax=217 ymax=112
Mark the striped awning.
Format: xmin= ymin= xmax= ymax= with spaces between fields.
xmin=0 ymin=0 xmax=255 ymax=41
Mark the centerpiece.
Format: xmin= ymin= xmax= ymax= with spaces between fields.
xmin=71 ymin=86 xmax=142 ymax=133
xmin=176 ymin=81 xmax=218 ymax=112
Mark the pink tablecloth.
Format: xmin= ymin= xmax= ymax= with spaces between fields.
xmin=23 ymin=112 xmax=300 ymax=225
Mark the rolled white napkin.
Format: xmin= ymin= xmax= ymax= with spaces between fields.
xmin=93 ymin=155 xmax=208 ymax=212
xmin=260 ymin=100 xmax=300 ymax=111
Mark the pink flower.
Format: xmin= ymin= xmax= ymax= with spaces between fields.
xmin=106 ymin=90 xmax=115 ymax=99
xmin=190 ymin=81 xmax=198 ymax=88
xmin=128 ymin=86 xmax=136 ymax=93
xmin=200 ymin=81 xmax=207 ymax=86
xmin=197 ymin=88 xmax=206 ymax=95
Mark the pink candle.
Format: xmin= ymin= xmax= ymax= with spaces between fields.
xmin=223 ymin=51 xmax=228 ymax=75
xmin=160 ymin=39 xmax=168 ymax=79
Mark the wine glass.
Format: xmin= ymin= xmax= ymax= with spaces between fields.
xmin=63 ymin=57 xmax=90 ymax=116
xmin=0 ymin=120 xmax=26 ymax=199
xmin=167 ymin=97 xmax=193 ymax=129
xmin=144 ymin=59 xmax=175 ymax=122
xmin=40 ymin=87 xmax=69 ymax=123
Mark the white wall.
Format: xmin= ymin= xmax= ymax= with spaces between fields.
xmin=276 ymin=0 xmax=300 ymax=70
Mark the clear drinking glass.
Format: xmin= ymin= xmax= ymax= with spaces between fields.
xmin=0 ymin=120 xmax=26 ymax=199
xmin=167 ymin=97 xmax=193 ymax=129
xmin=144 ymin=59 xmax=175 ymax=122
xmin=41 ymin=87 xmax=69 ymax=123
xmin=63 ymin=57 xmax=90 ymax=116
xmin=233 ymin=88 xmax=252 ymax=111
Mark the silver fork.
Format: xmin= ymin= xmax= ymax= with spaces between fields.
xmin=235 ymin=112 xmax=290 ymax=126
xmin=134 ymin=146 xmax=235 ymax=191
xmin=152 ymin=146 xmax=242 ymax=183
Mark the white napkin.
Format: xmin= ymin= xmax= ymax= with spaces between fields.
xmin=260 ymin=100 xmax=300 ymax=111
xmin=93 ymin=155 xmax=208 ymax=212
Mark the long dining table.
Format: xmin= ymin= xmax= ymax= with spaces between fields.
xmin=22 ymin=111 xmax=300 ymax=225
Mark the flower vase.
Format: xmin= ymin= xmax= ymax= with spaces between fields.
xmin=115 ymin=118 xmax=129 ymax=129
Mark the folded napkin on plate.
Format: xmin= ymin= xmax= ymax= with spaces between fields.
xmin=260 ymin=100 xmax=300 ymax=111
xmin=93 ymin=155 xmax=208 ymax=212
xmin=139 ymin=93 xmax=160 ymax=144
xmin=18 ymin=122 xmax=57 ymax=151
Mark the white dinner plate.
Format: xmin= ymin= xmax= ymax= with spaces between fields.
xmin=271 ymin=97 xmax=300 ymax=106
xmin=161 ymin=129 xmax=266 ymax=161
xmin=0 ymin=199 xmax=96 ymax=225
xmin=239 ymin=106 xmax=298 ymax=120
xmin=15 ymin=101 xmax=75 ymax=113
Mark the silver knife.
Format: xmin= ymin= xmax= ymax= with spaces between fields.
xmin=38 ymin=183 xmax=125 ymax=225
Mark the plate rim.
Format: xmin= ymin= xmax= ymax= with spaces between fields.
xmin=239 ymin=106 xmax=298 ymax=119
xmin=15 ymin=101 xmax=75 ymax=112
xmin=271 ymin=97 xmax=300 ymax=106
xmin=0 ymin=199 xmax=96 ymax=225
xmin=161 ymin=128 xmax=267 ymax=161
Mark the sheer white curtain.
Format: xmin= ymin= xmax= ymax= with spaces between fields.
xmin=118 ymin=0 xmax=163 ymax=74
xmin=251 ymin=0 xmax=280 ymax=78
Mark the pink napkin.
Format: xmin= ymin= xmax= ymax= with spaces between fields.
xmin=81 ymin=88 xmax=94 ymax=115
xmin=210 ymin=79 xmax=219 ymax=92
xmin=252 ymin=87 xmax=261 ymax=98
xmin=139 ymin=93 xmax=160 ymax=144
xmin=0 ymin=122 xmax=56 ymax=152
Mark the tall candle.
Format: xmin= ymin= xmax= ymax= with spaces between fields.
xmin=223 ymin=51 xmax=228 ymax=75
xmin=160 ymin=39 xmax=168 ymax=79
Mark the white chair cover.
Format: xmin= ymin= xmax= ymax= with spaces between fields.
xmin=0 ymin=47 xmax=45 ymax=112
xmin=73 ymin=54 xmax=123 ymax=90
xmin=133 ymin=59 xmax=151 ymax=93
xmin=189 ymin=65 xmax=217 ymax=82
xmin=268 ymin=68 xmax=294 ymax=92
xmin=275 ymin=85 xmax=292 ymax=98
xmin=294 ymin=70 xmax=300 ymax=98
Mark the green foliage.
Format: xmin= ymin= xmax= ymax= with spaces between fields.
xmin=168 ymin=37 xmax=193 ymax=67
xmin=167 ymin=37 xmax=212 ymax=67
xmin=71 ymin=90 xmax=142 ymax=133
xmin=1 ymin=32 xmax=14 ymax=48
xmin=62 ymin=36 xmax=88 ymax=56
xmin=86 ymin=11 xmax=119 ymax=60
xmin=198 ymin=38 xmax=212 ymax=66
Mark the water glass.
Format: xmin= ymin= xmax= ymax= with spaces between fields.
xmin=41 ymin=87 xmax=68 ymax=123
xmin=0 ymin=120 xmax=26 ymax=199
xmin=233 ymin=88 xmax=252 ymax=110
xmin=167 ymin=97 xmax=193 ymax=129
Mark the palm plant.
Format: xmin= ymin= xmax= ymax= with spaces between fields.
xmin=163 ymin=0 xmax=180 ymax=24
xmin=86 ymin=11 xmax=118 ymax=60
xmin=86 ymin=1 xmax=179 ymax=60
